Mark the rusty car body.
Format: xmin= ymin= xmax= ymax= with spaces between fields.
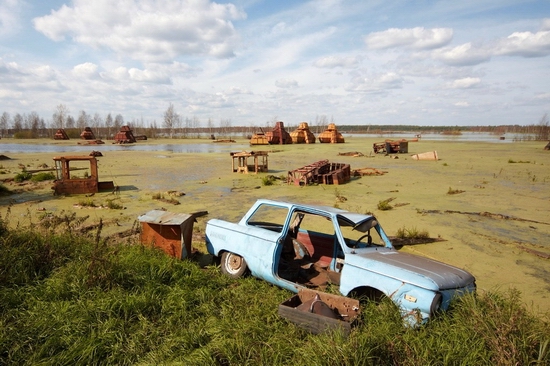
xmin=205 ymin=199 xmax=476 ymax=325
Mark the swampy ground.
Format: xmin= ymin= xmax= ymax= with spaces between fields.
xmin=1 ymin=137 xmax=549 ymax=313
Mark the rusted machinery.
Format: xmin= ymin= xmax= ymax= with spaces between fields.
xmin=114 ymin=125 xmax=136 ymax=144
xmin=52 ymin=155 xmax=114 ymax=195
xmin=290 ymin=122 xmax=316 ymax=144
xmin=318 ymin=123 xmax=345 ymax=143
xmin=266 ymin=121 xmax=292 ymax=144
xmin=288 ymin=160 xmax=351 ymax=186
xmin=53 ymin=129 xmax=70 ymax=140
xmin=80 ymin=127 xmax=96 ymax=140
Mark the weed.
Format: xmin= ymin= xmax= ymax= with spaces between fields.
xmin=105 ymin=199 xmax=123 ymax=209
xmin=261 ymin=175 xmax=275 ymax=186
xmin=442 ymin=162 xmax=448 ymax=166
xmin=0 ymin=223 xmax=548 ymax=365
xmin=30 ymin=172 xmax=56 ymax=182
xmin=447 ymin=187 xmax=465 ymax=195
xmin=377 ymin=198 xmax=394 ymax=211
xmin=334 ymin=188 xmax=347 ymax=203
xmin=396 ymin=226 xmax=429 ymax=239
xmin=508 ymin=159 xmax=530 ymax=164
xmin=14 ymin=171 xmax=32 ymax=182
xmin=78 ymin=199 xmax=97 ymax=208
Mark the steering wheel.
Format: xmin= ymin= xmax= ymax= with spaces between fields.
xmin=356 ymin=233 xmax=373 ymax=246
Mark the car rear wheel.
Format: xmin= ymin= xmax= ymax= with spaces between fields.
xmin=220 ymin=252 xmax=248 ymax=278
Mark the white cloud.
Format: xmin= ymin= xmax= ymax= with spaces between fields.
xmin=454 ymin=101 xmax=469 ymax=107
xmin=433 ymin=42 xmax=492 ymax=66
xmin=345 ymin=72 xmax=403 ymax=93
xmin=275 ymin=78 xmax=298 ymax=88
xmin=32 ymin=0 xmax=246 ymax=62
xmin=494 ymin=30 xmax=550 ymax=57
xmin=450 ymin=77 xmax=481 ymax=89
xmin=541 ymin=18 xmax=550 ymax=31
xmin=313 ymin=55 xmax=359 ymax=69
xmin=72 ymin=62 xmax=99 ymax=79
xmin=0 ymin=0 xmax=22 ymax=37
xmin=364 ymin=27 xmax=453 ymax=50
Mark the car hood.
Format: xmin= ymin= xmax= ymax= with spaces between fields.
xmin=347 ymin=248 xmax=475 ymax=291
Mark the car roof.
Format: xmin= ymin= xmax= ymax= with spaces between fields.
xmin=256 ymin=199 xmax=375 ymax=226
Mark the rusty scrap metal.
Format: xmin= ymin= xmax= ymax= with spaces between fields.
xmin=288 ymin=160 xmax=351 ymax=186
xmin=52 ymin=155 xmax=114 ymax=195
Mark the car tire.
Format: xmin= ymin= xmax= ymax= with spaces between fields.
xmin=220 ymin=252 xmax=248 ymax=278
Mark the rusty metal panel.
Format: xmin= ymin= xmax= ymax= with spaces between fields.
xmin=278 ymin=288 xmax=360 ymax=335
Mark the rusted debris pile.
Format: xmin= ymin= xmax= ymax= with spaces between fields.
xmin=373 ymin=139 xmax=412 ymax=154
xmin=288 ymin=160 xmax=351 ymax=186
xmin=545 ymin=141 xmax=550 ymax=150
xmin=114 ymin=125 xmax=136 ymax=144
xmin=266 ymin=121 xmax=292 ymax=145
xmin=80 ymin=127 xmax=96 ymax=140
xmin=290 ymin=122 xmax=316 ymax=144
xmin=230 ymin=151 xmax=268 ymax=174
xmin=54 ymin=129 xmax=70 ymax=140
xmin=318 ymin=123 xmax=345 ymax=143
xmin=338 ymin=151 xmax=364 ymax=157
xmin=353 ymin=167 xmax=387 ymax=176
xmin=278 ymin=288 xmax=360 ymax=336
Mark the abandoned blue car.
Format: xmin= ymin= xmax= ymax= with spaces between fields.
xmin=205 ymin=199 xmax=476 ymax=324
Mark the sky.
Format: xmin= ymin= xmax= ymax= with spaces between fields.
xmin=0 ymin=0 xmax=549 ymax=128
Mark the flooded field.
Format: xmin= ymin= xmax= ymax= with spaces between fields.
xmin=1 ymin=137 xmax=549 ymax=313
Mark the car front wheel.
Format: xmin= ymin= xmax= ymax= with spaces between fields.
xmin=220 ymin=252 xmax=248 ymax=278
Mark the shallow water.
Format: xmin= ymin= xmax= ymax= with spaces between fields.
xmin=0 ymin=132 xmax=533 ymax=154
xmin=0 ymin=142 xmax=249 ymax=154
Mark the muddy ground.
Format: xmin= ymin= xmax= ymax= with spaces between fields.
xmin=1 ymin=137 xmax=549 ymax=314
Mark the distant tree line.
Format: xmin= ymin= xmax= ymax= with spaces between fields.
xmin=1 ymin=104 xmax=548 ymax=140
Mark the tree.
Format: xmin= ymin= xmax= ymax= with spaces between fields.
xmin=52 ymin=104 xmax=69 ymax=129
xmin=27 ymin=112 xmax=40 ymax=138
xmin=192 ymin=116 xmax=201 ymax=138
xmin=0 ymin=112 xmax=10 ymax=137
xmin=536 ymin=113 xmax=549 ymax=141
xmin=92 ymin=113 xmax=103 ymax=137
xmin=76 ymin=110 xmax=89 ymax=130
xmin=66 ymin=115 xmax=75 ymax=129
xmin=163 ymin=103 xmax=180 ymax=139
xmin=114 ymin=114 xmax=124 ymax=131
xmin=13 ymin=113 xmax=23 ymax=133
xmin=105 ymin=113 xmax=113 ymax=138
xmin=219 ymin=118 xmax=232 ymax=138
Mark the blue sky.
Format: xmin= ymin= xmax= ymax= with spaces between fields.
xmin=1 ymin=0 xmax=549 ymax=127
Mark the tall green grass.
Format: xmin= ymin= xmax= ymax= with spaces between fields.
xmin=0 ymin=217 xmax=548 ymax=365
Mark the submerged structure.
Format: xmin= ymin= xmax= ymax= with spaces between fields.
xmin=54 ymin=129 xmax=70 ymax=140
xmin=80 ymin=127 xmax=96 ymax=140
xmin=318 ymin=123 xmax=345 ymax=143
xmin=114 ymin=125 xmax=136 ymax=144
xmin=290 ymin=122 xmax=316 ymax=144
